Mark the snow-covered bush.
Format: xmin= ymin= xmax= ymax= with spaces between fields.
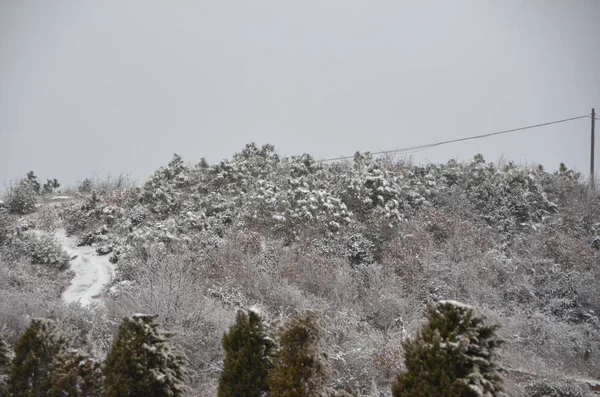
xmin=4 ymin=180 xmax=37 ymax=215
xmin=140 ymin=153 xmax=190 ymax=217
xmin=61 ymin=191 xmax=102 ymax=235
xmin=439 ymin=155 xmax=557 ymax=234
xmin=245 ymin=176 xmax=351 ymax=242
xmin=99 ymin=205 xmax=124 ymax=226
xmin=6 ymin=232 xmax=70 ymax=270
xmin=77 ymin=225 xmax=109 ymax=247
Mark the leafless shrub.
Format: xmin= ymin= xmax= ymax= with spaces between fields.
xmin=87 ymin=172 xmax=136 ymax=194
xmin=537 ymin=229 xmax=596 ymax=271
xmin=105 ymin=244 xmax=234 ymax=393
xmin=0 ymin=257 xmax=68 ymax=344
xmin=35 ymin=201 xmax=62 ymax=232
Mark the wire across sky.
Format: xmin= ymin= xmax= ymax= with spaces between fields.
xmin=317 ymin=114 xmax=593 ymax=163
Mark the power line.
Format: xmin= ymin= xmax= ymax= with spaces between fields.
xmin=317 ymin=115 xmax=590 ymax=163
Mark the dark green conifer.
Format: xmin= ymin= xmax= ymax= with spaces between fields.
xmin=392 ymin=301 xmax=504 ymax=397
xmin=268 ymin=310 xmax=330 ymax=397
xmin=26 ymin=171 xmax=40 ymax=194
xmin=102 ymin=314 xmax=188 ymax=397
xmin=9 ymin=319 xmax=65 ymax=397
xmin=49 ymin=349 xmax=102 ymax=397
xmin=218 ymin=308 xmax=275 ymax=397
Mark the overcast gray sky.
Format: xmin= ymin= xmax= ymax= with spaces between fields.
xmin=1 ymin=1 xmax=599 ymax=187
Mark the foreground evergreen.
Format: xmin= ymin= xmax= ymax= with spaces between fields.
xmin=49 ymin=348 xmax=103 ymax=397
xmin=218 ymin=308 xmax=275 ymax=397
xmin=392 ymin=301 xmax=504 ymax=397
xmin=269 ymin=310 xmax=330 ymax=397
xmin=9 ymin=319 xmax=65 ymax=397
xmin=102 ymin=314 xmax=188 ymax=397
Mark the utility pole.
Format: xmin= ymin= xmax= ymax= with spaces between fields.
xmin=592 ymin=108 xmax=596 ymax=188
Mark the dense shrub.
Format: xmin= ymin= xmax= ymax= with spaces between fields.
xmin=6 ymin=232 xmax=70 ymax=270
xmin=5 ymin=181 xmax=37 ymax=215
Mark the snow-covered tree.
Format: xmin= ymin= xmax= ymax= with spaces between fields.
xmin=49 ymin=348 xmax=103 ymax=397
xmin=218 ymin=308 xmax=275 ymax=397
xmin=392 ymin=301 xmax=504 ymax=397
xmin=5 ymin=179 xmax=37 ymax=215
xmin=140 ymin=153 xmax=190 ymax=217
xmin=42 ymin=179 xmax=61 ymax=195
xmin=9 ymin=319 xmax=65 ymax=397
xmin=26 ymin=171 xmax=41 ymax=194
xmin=268 ymin=310 xmax=330 ymax=397
xmin=102 ymin=314 xmax=189 ymax=397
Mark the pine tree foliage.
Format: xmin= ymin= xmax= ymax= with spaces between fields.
xmin=0 ymin=330 xmax=14 ymax=396
xmin=392 ymin=301 xmax=505 ymax=397
xmin=49 ymin=348 xmax=103 ymax=397
xmin=102 ymin=314 xmax=189 ymax=397
xmin=217 ymin=308 xmax=275 ymax=397
xmin=8 ymin=319 xmax=65 ymax=397
xmin=268 ymin=310 xmax=330 ymax=397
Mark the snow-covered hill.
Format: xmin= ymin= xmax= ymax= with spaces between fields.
xmin=1 ymin=144 xmax=599 ymax=396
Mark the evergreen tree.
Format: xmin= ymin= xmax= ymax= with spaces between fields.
xmin=102 ymin=314 xmax=188 ymax=397
xmin=26 ymin=171 xmax=41 ymax=194
xmin=0 ymin=330 xmax=14 ymax=397
xmin=49 ymin=349 xmax=102 ymax=397
xmin=9 ymin=319 xmax=65 ymax=397
xmin=268 ymin=310 xmax=330 ymax=397
xmin=42 ymin=179 xmax=60 ymax=195
xmin=218 ymin=308 xmax=275 ymax=397
xmin=392 ymin=301 xmax=505 ymax=397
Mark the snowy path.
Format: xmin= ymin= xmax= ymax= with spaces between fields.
xmin=55 ymin=229 xmax=116 ymax=307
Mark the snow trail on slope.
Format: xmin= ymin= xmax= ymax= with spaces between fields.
xmin=55 ymin=229 xmax=116 ymax=307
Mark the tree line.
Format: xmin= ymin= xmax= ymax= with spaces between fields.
xmin=0 ymin=301 xmax=504 ymax=397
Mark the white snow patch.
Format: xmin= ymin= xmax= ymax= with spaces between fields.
xmin=248 ymin=305 xmax=265 ymax=317
xmin=51 ymin=195 xmax=71 ymax=200
xmin=56 ymin=229 xmax=116 ymax=307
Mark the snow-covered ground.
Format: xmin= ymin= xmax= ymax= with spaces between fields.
xmin=55 ymin=229 xmax=116 ymax=307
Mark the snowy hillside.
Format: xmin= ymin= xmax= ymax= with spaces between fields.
xmin=1 ymin=144 xmax=599 ymax=396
